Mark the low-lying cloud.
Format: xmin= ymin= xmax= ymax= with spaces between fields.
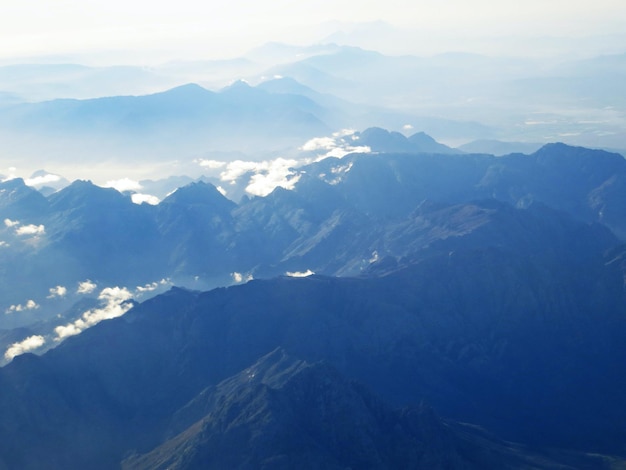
xmin=219 ymin=158 xmax=302 ymax=197
xmin=286 ymin=269 xmax=315 ymax=277
xmin=54 ymin=286 xmax=134 ymax=340
xmin=77 ymin=280 xmax=97 ymax=294
xmin=196 ymin=159 xmax=227 ymax=170
xmin=25 ymin=173 xmax=62 ymax=187
xmin=131 ymin=193 xmax=160 ymax=205
xmin=47 ymin=285 xmax=67 ymax=298
xmin=301 ymin=129 xmax=371 ymax=161
xmin=135 ymin=279 xmax=170 ymax=294
xmin=16 ymin=224 xmax=45 ymax=236
xmin=5 ymin=299 xmax=39 ymax=314
xmin=231 ymin=272 xmax=254 ymax=283
xmin=105 ymin=178 xmax=143 ymax=192
xmin=4 ymin=335 xmax=45 ymax=362
xmin=4 ymin=218 xmax=19 ymax=228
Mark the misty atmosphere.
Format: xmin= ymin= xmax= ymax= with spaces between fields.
xmin=1 ymin=1 xmax=626 ymax=468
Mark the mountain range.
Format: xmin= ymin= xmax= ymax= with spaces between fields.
xmin=1 ymin=140 xmax=625 ymax=329
xmin=1 ymin=138 xmax=626 ymax=467
xmin=2 ymin=43 xmax=625 ymax=181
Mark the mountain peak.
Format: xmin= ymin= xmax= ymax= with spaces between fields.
xmin=47 ymin=179 xmax=127 ymax=210
xmin=161 ymin=181 xmax=235 ymax=210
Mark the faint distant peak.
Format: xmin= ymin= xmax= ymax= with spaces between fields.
xmin=357 ymin=127 xmax=459 ymax=154
xmin=157 ymin=83 xmax=212 ymax=98
xmin=257 ymin=76 xmax=316 ymax=95
xmin=221 ymin=79 xmax=253 ymax=91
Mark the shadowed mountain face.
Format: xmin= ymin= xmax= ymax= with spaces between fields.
xmin=122 ymin=349 xmax=595 ymax=470
xmin=0 ymin=237 xmax=625 ymax=468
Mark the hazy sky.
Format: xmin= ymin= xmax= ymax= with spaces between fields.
xmin=1 ymin=0 xmax=625 ymax=61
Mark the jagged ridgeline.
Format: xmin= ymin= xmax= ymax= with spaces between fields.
xmin=1 ymin=142 xmax=626 ymax=468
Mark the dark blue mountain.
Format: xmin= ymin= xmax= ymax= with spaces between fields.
xmin=0 ymin=231 xmax=624 ymax=467
xmin=2 ymin=142 xmax=626 ymax=331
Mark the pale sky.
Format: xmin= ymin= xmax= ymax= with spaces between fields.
xmin=1 ymin=0 xmax=625 ymax=61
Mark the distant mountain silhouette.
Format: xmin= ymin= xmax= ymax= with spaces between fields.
xmin=356 ymin=127 xmax=461 ymax=154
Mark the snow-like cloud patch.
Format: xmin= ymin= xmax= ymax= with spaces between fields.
xmin=220 ymin=160 xmax=263 ymax=183
xmin=16 ymin=224 xmax=45 ymax=236
xmin=245 ymin=160 xmax=301 ymax=197
xmin=301 ymin=130 xmax=371 ymax=161
xmin=54 ymin=286 xmax=134 ymax=340
xmin=300 ymin=136 xmax=336 ymax=152
xmin=286 ymin=269 xmax=315 ymax=277
xmin=47 ymin=285 xmax=67 ymax=298
xmin=25 ymin=173 xmax=61 ymax=187
xmin=77 ymin=280 xmax=97 ymax=294
xmin=4 ymin=218 xmax=19 ymax=227
xmin=219 ymin=158 xmax=301 ymax=197
xmin=5 ymin=299 xmax=39 ymax=314
xmin=131 ymin=193 xmax=160 ymax=205
xmin=196 ymin=159 xmax=227 ymax=170
xmin=231 ymin=272 xmax=253 ymax=283
xmin=4 ymin=335 xmax=45 ymax=361
xmin=105 ymin=178 xmax=142 ymax=192
xmin=403 ymin=124 xmax=414 ymax=131
xmin=1 ymin=168 xmax=18 ymax=182
xmin=136 ymin=282 xmax=159 ymax=293
xmin=0 ymin=241 xmax=8 ymax=248
xmin=99 ymin=286 xmax=133 ymax=304
xmin=135 ymin=279 xmax=169 ymax=294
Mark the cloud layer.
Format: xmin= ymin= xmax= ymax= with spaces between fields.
xmin=54 ymin=287 xmax=134 ymax=340
xmin=4 ymin=335 xmax=45 ymax=361
xmin=5 ymin=299 xmax=39 ymax=314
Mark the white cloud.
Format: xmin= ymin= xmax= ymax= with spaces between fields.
xmin=321 ymin=145 xmax=371 ymax=160
xmin=99 ymin=286 xmax=133 ymax=304
xmin=136 ymin=282 xmax=159 ymax=293
xmin=16 ymin=224 xmax=45 ymax=236
xmin=286 ymin=269 xmax=315 ymax=277
xmin=216 ymin=186 xmax=227 ymax=196
xmin=403 ymin=124 xmax=414 ymax=130
xmin=231 ymin=272 xmax=253 ymax=283
xmin=4 ymin=218 xmax=19 ymax=227
xmin=0 ymin=241 xmax=8 ymax=248
xmin=300 ymin=136 xmax=336 ymax=152
xmin=219 ymin=158 xmax=302 ymax=197
xmin=244 ymin=159 xmax=301 ymax=197
xmin=131 ymin=193 xmax=160 ymax=205
xmin=54 ymin=286 xmax=134 ymax=340
xmin=47 ymin=285 xmax=67 ymax=298
xmin=220 ymin=160 xmax=262 ymax=182
xmin=4 ymin=335 xmax=45 ymax=361
xmin=135 ymin=279 xmax=169 ymax=293
xmin=24 ymin=173 xmax=61 ymax=187
xmin=196 ymin=159 xmax=227 ymax=169
xmin=77 ymin=280 xmax=97 ymax=294
xmin=5 ymin=299 xmax=39 ymax=314
xmin=104 ymin=178 xmax=142 ymax=192
xmin=324 ymin=161 xmax=354 ymax=185
xmin=302 ymin=131 xmax=371 ymax=162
